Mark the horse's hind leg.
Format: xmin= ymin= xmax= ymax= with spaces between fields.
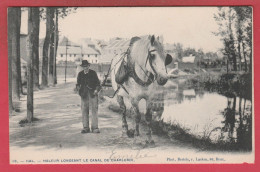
xmin=117 ymin=95 xmax=128 ymax=136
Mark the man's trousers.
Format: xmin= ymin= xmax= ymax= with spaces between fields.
xmin=81 ymin=93 xmax=98 ymax=130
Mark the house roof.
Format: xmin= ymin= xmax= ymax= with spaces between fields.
xmin=57 ymin=46 xmax=82 ymax=54
xmin=82 ymin=47 xmax=100 ymax=55
xmin=59 ymin=36 xmax=80 ymax=47
xmin=39 ymin=36 xmax=79 ymax=47
xmin=182 ymin=55 xmax=196 ymax=63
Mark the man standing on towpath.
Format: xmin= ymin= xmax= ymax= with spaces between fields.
xmin=76 ymin=60 xmax=101 ymax=134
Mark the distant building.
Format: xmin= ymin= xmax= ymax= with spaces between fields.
xmin=178 ymin=54 xmax=199 ymax=70
xmin=52 ymin=37 xmax=100 ymax=64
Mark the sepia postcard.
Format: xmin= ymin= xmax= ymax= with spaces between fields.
xmin=8 ymin=6 xmax=254 ymax=164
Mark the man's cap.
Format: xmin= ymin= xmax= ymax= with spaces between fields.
xmin=80 ymin=60 xmax=91 ymax=67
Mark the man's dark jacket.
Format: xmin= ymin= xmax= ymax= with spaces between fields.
xmin=77 ymin=69 xmax=101 ymax=98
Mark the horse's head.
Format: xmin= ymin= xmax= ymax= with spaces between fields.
xmin=130 ymin=35 xmax=172 ymax=86
xmin=145 ymin=35 xmax=172 ymax=85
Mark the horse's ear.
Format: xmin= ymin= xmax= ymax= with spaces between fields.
xmin=151 ymin=35 xmax=155 ymax=46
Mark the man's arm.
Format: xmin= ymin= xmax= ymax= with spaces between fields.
xmin=76 ymin=72 xmax=81 ymax=91
xmin=94 ymin=71 xmax=101 ymax=93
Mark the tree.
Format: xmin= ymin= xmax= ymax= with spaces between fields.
xmin=41 ymin=7 xmax=54 ymax=87
xmin=243 ymin=7 xmax=252 ymax=73
xmin=8 ymin=7 xmax=21 ymax=112
xmin=183 ymin=47 xmax=196 ymax=57
xmin=48 ymin=8 xmax=55 ymax=85
xmin=54 ymin=9 xmax=59 ymax=84
xmin=26 ymin=7 xmax=40 ymax=122
xmin=32 ymin=8 xmax=40 ymax=89
xmin=173 ymin=43 xmax=183 ymax=60
xmin=53 ymin=7 xmax=77 ymax=84
xmin=214 ymin=7 xmax=252 ymax=72
xmin=41 ymin=7 xmax=77 ymax=86
xmin=197 ymin=49 xmax=204 ymax=69
xmin=214 ymin=7 xmax=237 ymax=71
xmin=233 ymin=7 xmax=243 ymax=71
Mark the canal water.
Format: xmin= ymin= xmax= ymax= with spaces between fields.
xmin=151 ymin=79 xmax=252 ymax=150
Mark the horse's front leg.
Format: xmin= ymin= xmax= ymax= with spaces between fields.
xmin=130 ymin=98 xmax=141 ymax=137
xmin=145 ymin=99 xmax=155 ymax=145
xmin=117 ymin=95 xmax=128 ymax=137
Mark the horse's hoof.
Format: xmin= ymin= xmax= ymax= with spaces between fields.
xmin=142 ymin=140 xmax=149 ymax=148
xmin=132 ymin=139 xmax=144 ymax=149
xmin=133 ymin=136 xmax=143 ymax=145
xmin=144 ymin=140 xmax=156 ymax=148
xmin=150 ymin=140 xmax=155 ymax=145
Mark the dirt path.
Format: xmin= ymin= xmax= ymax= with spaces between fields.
xmin=9 ymin=81 xmax=225 ymax=164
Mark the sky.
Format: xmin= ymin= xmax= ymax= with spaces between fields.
xmin=22 ymin=7 xmax=223 ymax=52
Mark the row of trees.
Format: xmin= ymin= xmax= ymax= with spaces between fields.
xmin=168 ymin=43 xmax=219 ymax=61
xmin=213 ymin=7 xmax=252 ymax=72
xmin=8 ymin=7 xmax=76 ymax=122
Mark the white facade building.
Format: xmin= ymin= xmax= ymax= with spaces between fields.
xmin=56 ymin=37 xmax=100 ymax=63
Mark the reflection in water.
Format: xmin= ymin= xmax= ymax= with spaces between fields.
xmin=151 ymin=80 xmax=252 ymax=150
xmin=219 ymin=96 xmax=252 ymax=150
xmin=222 ymin=99 xmax=235 ymax=139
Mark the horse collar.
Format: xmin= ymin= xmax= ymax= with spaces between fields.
xmin=127 ymin=57 xmax=155 ymax=87
xmin=130 ymin=66 xmax=154 ymax=87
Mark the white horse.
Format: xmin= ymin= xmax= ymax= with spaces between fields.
xmin=110 ymin=35 xmax=172 ymax=145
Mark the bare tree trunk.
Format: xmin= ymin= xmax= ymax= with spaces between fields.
xmin=237 ymin=42 xmax=242 ymax=71
xmin=49 ymin=33 xmax=55 ymax=85
xmin=227 ymin=58 xmax=229 ymax=73
xmin=27 ymin=8 xmax=38 ymax=122
xmin=16 ymin=10 xmax=22 ymax=98
xmin=41 ymin=8 xmax=52 ymax=87
xmin=236 ymin=11 xmax=242 ymax=71
xmin=33 ymin=8 xmax=40 ymax=89
xmin=48 ymin=8 xmax=55 ymax=85
xmin=54 ymin=9 xmax=59 ymax=85
xmin=27 ymin=7 xmax=40 ymax=122
xmin=242 ymin=41 xmax=248 ymax=72
xmin=228 ymin=8 xmax=237 ymax=71
xmin=8 ymin=9 xmax=14 ymax=114
xmin=8 ymin=8 xmax=21 ymax=103
xmin=249 ymin=49 xmax=252 ymax=73
xmin=8 ymin=49 xmax=13 ymax=115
